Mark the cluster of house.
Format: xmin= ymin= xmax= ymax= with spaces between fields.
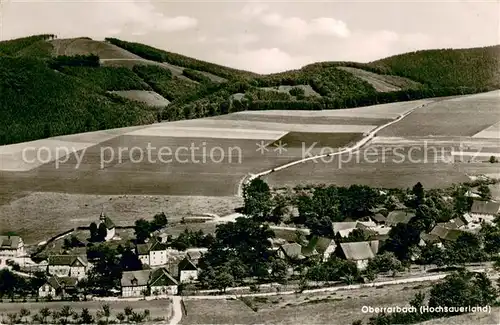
xmin=273 ymin=199 xmax=500 ymax=270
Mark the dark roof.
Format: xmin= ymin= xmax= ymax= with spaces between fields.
xmin=149 ymin=239 xmax=168 ymax=251
xmin=45 ymin=276 xmax=78 ymax=290
xmin=305 ymin=236 xmax=333 ymax=255
xmin=136 ymin=244 xmax=150 ymax=255
xmin=386 ymin=211 xmax=416 ymax=225
xmin=121 ymin=270 xmax=151 ymax=287
xmin=150 ymin=268 xmax=178 ymax=287
xmin=279 ymin=243 xmax=302 ymax=258
xmin=372 ymin=213 xmax=387 ymax=223
xmin=470 ymin=200 xmax=500 ymax=215
xmin=429 ymin=225 xmax=464 ymax=242
xmin=48 ymin=255 xmax=88 ymax=266
xmin=178 ymin=257 xmax=197 ymax=271
xmin=100 ymin=214 xmax=115 ymax=229
xmin=0 ymin=236 xmax=21 ymax=250
xmin=339 ymin=241 xmax=378 ymax=261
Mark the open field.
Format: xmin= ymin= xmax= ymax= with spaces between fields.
xmin=50 ymin=38 xmax=141 ymax=59
xmin=338 ymin=66 xmax=421 ymax=92
xmin=473 ymin=120 xmax=500 ymax=139
xmin=181 ymin=281 xmax=434 ymax=324
xmin=108 ymin=90 xmax=170 ymax=107
xmin=271 ymin=132 xmax=363 ymax=149
xmin=0 ymin=299 xmax=171 ymax=323
xmin=214 ymin=112 xmax=392 ymax=126
xmin=379 ymin=90 xmax=500 ymax=137
xmin=235 ymin=98 xmax=435 ymax=119
xmin=0 ymin=192 xmax=242 ymax=244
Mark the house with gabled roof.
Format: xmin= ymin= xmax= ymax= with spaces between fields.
xmin=38 ymin=276 xmax=78 ymax=298
xmin=277 ymin=243 xmax=304 ymax=260
xmin=386 ymin=210 xmax=416 ymax=226
xmin=98 ymin=213 xmax=116 ymax=241
xmin=337 ymin=240 xmax=379 ymax=270
xmin=303 ymin=236 xmax=336 ymax=261
xmin=178 ymin=258 xmax=198 ymax=283
xmin=371 ymin=213 xmax=387 ymax=225
xmin=121 ymin=270 xmax=150 ymax=297
xmin=469 ymin=200 xmax=500 ymax=223
xmin=47 ymin=255 xmax=89 ymax=280
xmin=150 ymin=268 xmax=178 ymax=295
xmin=0 ymin=235 xmax=25 ymax=258
xmin=135 ymin=238 xmax=169 ymax=266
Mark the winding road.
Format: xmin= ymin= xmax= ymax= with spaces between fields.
xmin=236 ymin=101 xmax=427 ymax=197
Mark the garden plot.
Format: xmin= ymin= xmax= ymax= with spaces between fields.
xmin=379 ymin=90 xmax=500 ymax=137
xmin=108 ymin=90 xmax=170 ymax=107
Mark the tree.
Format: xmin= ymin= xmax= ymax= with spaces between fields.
xmin=382 ymin=223 xmax=421 ymax=261
xmin=243 ymin=178 xmax=272 ymax=222
xmin=409 ymin=204 xmax=437 ymax=232
xmin=39 ymin=308 xmax=51 ymax=324
xmin=97 ymin=222 xmax=107 ymax=242
xmin=6 ymin=313 xmax=19 ymax=325
xmin=270 ymin=193 xmax=288 ymax=225
xmin=116 ymin=312 xmax=126 ymax=323
xmin=80 ymin=308 xmax=94 ymax=324
xmin=97 ymin=304 xmax=111 ymax=325
xmin=366 ymin=252 xmax=403 ymax=277
xmin=59 ymin=306 xmax=73 ymax=325
xmin=428 ymin=270 xmax=497 ymax=315
xmin=89 ymin=222 xmax=98 ymax=242
xmin=120 ymin=247 xmax=143 ymax=271
xmin=151 ymin=212 xmax=168 ymax=231
xmin=19 ymin=308 xmax=30 ymax=324
xmin=489 ymin=155 xmax=498 ymax=163
xmin=270 ymin=258 xmax=288 ymax=283
xmin=412 ymin=182 xmax=425 ymax=207
xmin=134 ymin=219 xmax=151 ymax=243
xmin=213 ymin=267 xmax=234 ymax=292
xmin=478 ymin=184 xmax=492 ymax=200
xmin=124 ymin=306 xmax=133 ymax=322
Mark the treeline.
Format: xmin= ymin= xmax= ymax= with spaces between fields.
xmin=182 ymin=68 xmax=214 ymax=84
xmin=49 ymin=54 xmax=100 ymax=70
xmin=371 ymin=45 xmax=500 ymax=89
xmin=132 ymin=65 xmax=201 ymax=101
xmin=62 ymin=66 xmax=151 ymax=91
xmin=0 ymin=56 xmax=156 ymax=145
xmin=105 ymin=37 xmax=257 ymax=80
xmin=0 ymin=34 xmax=55 ymax=55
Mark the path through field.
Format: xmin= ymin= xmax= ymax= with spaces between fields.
xmin=169 ymin=296 xmax=183 ymax=325
xmin=236 ymin=100 xmax=427 ymax=197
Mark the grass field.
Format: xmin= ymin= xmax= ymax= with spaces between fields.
xmin=379 ymin=91 xmax=500 ymax=137
xmin=215 ymin=113 xmax=392 ymax=126
xmin=337 ymin=66 xmax=421 ymax=92
xmin=108 ymin=90 xmax=170 ymax=107
xmin=260 ymin=85 xmax=321 ymax=97
xmin=50 ymin=38 xmax=141 ymax=60
xmin=416 ymin=308 xmax=500 ymax=324
xmin=271 ymin=132 xmax=363 ymax=149
xmin=0 ymin=299 xmax=171 ymax=323
xmin=181 ymin=282 xmax=434 ymax=324
xmin=0 ymin=192 xmax=242 ymax=244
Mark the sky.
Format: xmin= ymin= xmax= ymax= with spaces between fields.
xmin=1 ymin=0 xmax=499 ymax=74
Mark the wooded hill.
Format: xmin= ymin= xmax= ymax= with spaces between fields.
xmin=0 ymin=34 xmax=498 ymax=145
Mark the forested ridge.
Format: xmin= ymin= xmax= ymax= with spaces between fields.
xmin=0 ymin=34 xmax=498 ymax=145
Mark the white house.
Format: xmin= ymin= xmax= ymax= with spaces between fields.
xmin=150 ymin=268 xmax=178 ymax=295
xmin=178 ymin=258 xmax=198 ymax=283
xmin=468 ymin=200 xmax=500 ymax=223
xmin=98 ymin=213 xmax=116 ymax=241
xmin=121 ymin=270 xmax=150 ymax=298
xmin=0 ymin=235 xmax=25 ymax=258
xmin=38 ymin=276 xmax=78 ymax=298
xmin=136 ymin=240 xmax=169 ymax=266
xmin=47 ymin=255 xmax=89 ymax=280
xmin=338 ymin=241 xmax=379 ymax=271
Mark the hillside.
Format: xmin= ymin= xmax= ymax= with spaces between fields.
xmin=0 ymin=34 xmax=498 ymax=145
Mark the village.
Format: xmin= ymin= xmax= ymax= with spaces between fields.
xmin=1 ymin=177 xmax=500 ymax=308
